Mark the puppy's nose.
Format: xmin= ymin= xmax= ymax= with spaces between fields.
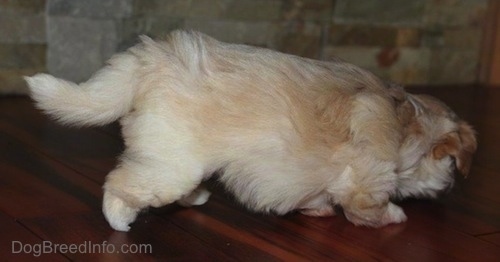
xmin=444 ymin=179 xmax=455 ymax=194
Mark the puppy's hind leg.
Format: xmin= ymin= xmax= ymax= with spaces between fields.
xmin=102 ymin=115 xmax=207 ymax=231
xmin=102 ymin=182 xmax=140 ymax=232
xmin=300 ymin=206 xmax=336 ymax=217
xmin=177 ymin=185 xmax=211 ymax=207
xmin=103 ymin=154 xmax=205 ymax=231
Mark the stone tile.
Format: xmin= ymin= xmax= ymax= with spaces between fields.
xmin=282 ymin=0 xmax=334 ymax=22
xmin=223 ymin=0 xmax=283 ymax=21
xmin=321 ymin=46 xmax=385 ymax=75
xmin=278 ymin=32 xmax=322 ymax=58
xmin=443 ymin=28 xmax=482 ymax=50
xmin=119 ymin=17 xmax=184 ymax=51
xmin=423 ymin=0 xmax=488 ymax=27
xmin=376 ymin=47 xmax=401 ymax=68
xmin=421 ymin=28 xmax=444 ymax=48
xmin=0 ymin=0 xmax=482 ymax=89
xmin=428 ymin=49 xmax=479 ymax=84
xmin=396 ymin=28 xmax=421 ymax=47
xmin=276 ymin=21 xmax=323 ymax=58
xmin=0 ymin=0 xmax=46 ymax=14
xmin=0 ymin=68 xmax=45 ymax=94
xmin=328 ymin=24 xmax=422 ymax=48
xmin=132 ymin=0 xmax=192 ymax=16
xmin=322 ymin=46 xmax=431 ymax=84
xmin=184 ymin=20 xmax=280 ymax=47
xmin=334 ymin=0 xmax=426 ymax=26
xmin=0 ymin=14 xmax=46 ymax=43
xmin=0 ymin=44 xmax=46 ymax=69
xmin=133 ymin=0 xmax=282 ymax=21
xmin=328 ymin=24 xmax=398 ymax=46
xmin=387 ymin=48 xmax=430 ymax=85
xmin=47 ymin=17 xmax=118 ymax=82
xmin=422 ymin=27 xmax=483 ymax=50
xmin=47 ymin=0 xmax=133 ymax=18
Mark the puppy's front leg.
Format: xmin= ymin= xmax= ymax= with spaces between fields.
xmin=331 ymin=165 xmax=406 ymax=227
xmin=336 ymin=92 xmax=407 ymax=227
xmin=342 ymin=191 xmax=407 ymax=227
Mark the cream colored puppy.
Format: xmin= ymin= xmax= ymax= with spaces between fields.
xmin=25 ymin=30 xmax=477 ymax=231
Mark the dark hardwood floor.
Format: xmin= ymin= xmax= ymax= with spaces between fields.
xmin=1 ymin=86 xmax=500 ymax=261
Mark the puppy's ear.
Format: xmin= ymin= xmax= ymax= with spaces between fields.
xmin=432 ymin=121 xmax=477 ymax=177
xmin=455 ymin=121 xmax=477 ymax=176
xmin=385 ymin=82 xmax=407 ymax=102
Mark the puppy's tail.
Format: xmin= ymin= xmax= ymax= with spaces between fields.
xmin=25 ymin=53 xmax=139 ymax=126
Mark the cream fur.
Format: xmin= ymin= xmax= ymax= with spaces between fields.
xmin=25 ymin=30 xmax=476 ymax=231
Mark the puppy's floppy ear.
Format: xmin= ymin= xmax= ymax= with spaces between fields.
xmin=385 ymin=82 xmax=407 ymax=102
xmin=432 ymin=121 xmax=477 ymax=177
xmin=456 ymin=121 xmax=478 ymax=176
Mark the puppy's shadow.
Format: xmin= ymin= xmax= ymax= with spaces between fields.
xmin=148 ymin=204 xmax=186 ymax=216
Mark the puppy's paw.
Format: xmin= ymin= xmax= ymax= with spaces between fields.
xmin=344 ymin=201 xmax=407 ymax=228
xmin=381 ymin=202 xmax=407 ymax=225
xmin=177 ymin=187 xmax=211 ymax=207
xmin=300 ymin=206 xmax=336 ymax=217
xmin=103 ymin=191 xmax=140 ymax=232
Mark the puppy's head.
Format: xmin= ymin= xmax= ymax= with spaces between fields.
xmin=393 ymin=92 xmax=477 ymax=199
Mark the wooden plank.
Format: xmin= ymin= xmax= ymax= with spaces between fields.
xmin=479 ymin=0 xmax=500 ymax=84
xmin=289 ymin=201 xmax=500 ymax=261
xmin=177 ymin=190 xmax=392 ymax=261
xmin=21 ymin=212 xmax=232 ymax=261
xmin=154 ymin=205 xmax=296 ymax=261
xmin=0 ymin=97 xmax=122 ymax=184
xmin=0 ymin=130 xmax=103 ymax=218
xmin=195 ymin=190 xmax=500 ymax=261
xmin=455 ymin=166 xmax=500 ymax=204
xmin=167 ymin=207 xmax=314 ymax=261
xmin=480 ymin=233 xmax=500 ymax=247
xmin=487 ymin=0 xmax=500 ymax=85
xmin=0 ymin=211 xmax=69 ymax=261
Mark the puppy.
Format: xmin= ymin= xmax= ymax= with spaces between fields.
xmin=25 ymin=30 xmax=477 ymax=231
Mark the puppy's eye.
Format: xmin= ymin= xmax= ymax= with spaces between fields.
xmin=443 ymin=155 xmax=460 ymax=175
xmin=449 ymin=156 xmax=457 ymax=168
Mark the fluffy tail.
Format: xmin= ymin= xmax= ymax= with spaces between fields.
xmin=25 ymin=53 xmax=139 ymax=126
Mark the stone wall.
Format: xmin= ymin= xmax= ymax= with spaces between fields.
xmin=1 ymin=0 xmax=490 ymax=94
xmin=0 ymin=0 xmax=46 ymax=94
xmin=327 ymin=0 xmax=488 ymax=85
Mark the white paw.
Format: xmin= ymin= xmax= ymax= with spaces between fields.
xmin=177 ymin=187 xmax=211 ymax=207
xmin=382 ymin=202 xmax=407 ymax=225
xmin=300 ymin=206 xmax=336 ymax=217
xmin=103 ymin=191 xmax=139 ymax=232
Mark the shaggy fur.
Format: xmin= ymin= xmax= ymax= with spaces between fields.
xmin=25 ymin=30 xmax=477 ymax=231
